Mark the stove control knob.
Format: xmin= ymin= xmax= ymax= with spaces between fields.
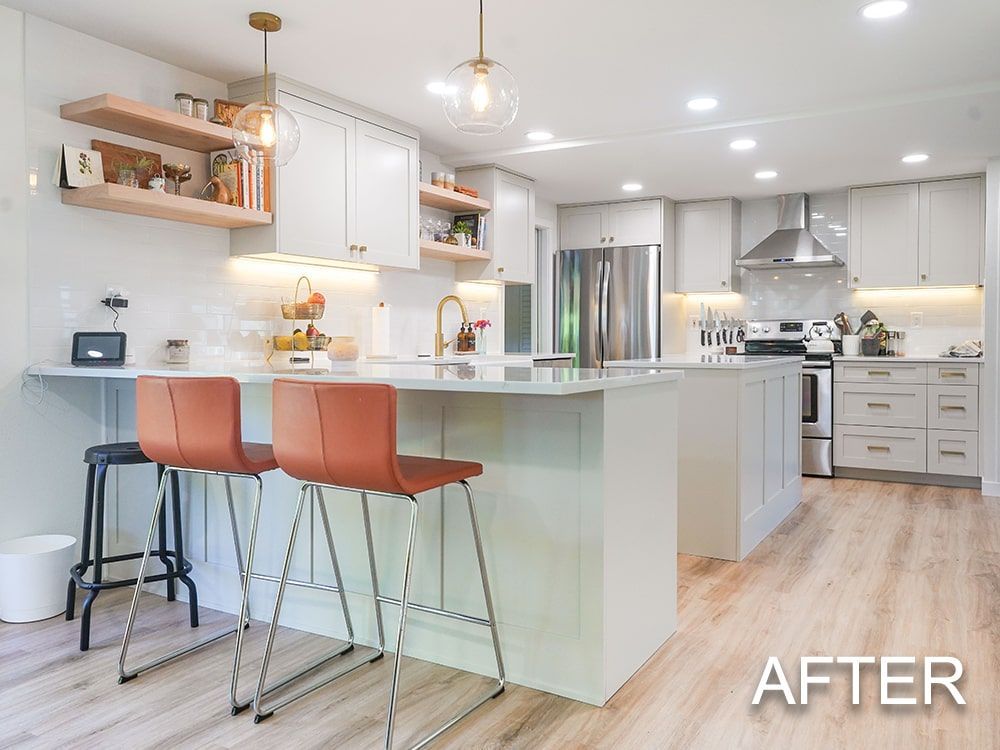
xmin=763 ymin=327 xmax=771 ymax=333
xmin=751 ymin=325 xmax=759 ymax=333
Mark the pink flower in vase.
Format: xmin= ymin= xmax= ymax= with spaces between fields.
xmin=473 ymin=319 xmax=492 ymax=331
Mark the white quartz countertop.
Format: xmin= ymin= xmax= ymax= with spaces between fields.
xmin=605 ymin=355 xmax=803 ymax=370
xmin=363 ymin=352 xmax=575 ymax=366
xmin=836 ymin=355 xmax=984 ymax=364
xmin=28 ymin=360 xmax=681 ymax=396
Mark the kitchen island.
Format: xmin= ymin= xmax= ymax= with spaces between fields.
xmin=30 ymin=361 xmax=682 ymax=706
xmin=606 ymin=355 xmax=802 ymax=561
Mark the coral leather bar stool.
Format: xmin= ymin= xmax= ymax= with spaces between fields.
xmin=254 ymin=380 xmax=505 ymax=748
xmin=118 ymin=376 xmax=278 ymax=714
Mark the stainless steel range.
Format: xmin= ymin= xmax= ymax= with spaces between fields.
xmin=744 ymin=319 xmax=842 ymax=477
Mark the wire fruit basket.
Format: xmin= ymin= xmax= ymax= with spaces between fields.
xmin=269 ymin=275 xmax=326 ymax=364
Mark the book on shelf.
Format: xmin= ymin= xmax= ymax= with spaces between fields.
xmin=452 ymin=212 xmax=487 ymax=252
xmin=209 ymin=149 xmax=240 ymax=206
xmin=209 ymin=149 xmax=271 ymax=212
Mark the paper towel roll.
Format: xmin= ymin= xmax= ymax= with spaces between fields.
xmin=371 ymin=303 xmax=391 ymax=356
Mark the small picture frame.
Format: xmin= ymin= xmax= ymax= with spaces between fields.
xmin=53 ymin=145 xmax=105 ymax=188
xmin=213 ymin=98 xmax=245 ymax=128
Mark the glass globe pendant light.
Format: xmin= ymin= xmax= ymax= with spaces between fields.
xmin=442 ymin=0 xmax=518 ymax=135
xmin=232 ymin=12 xmax=300 ymax=166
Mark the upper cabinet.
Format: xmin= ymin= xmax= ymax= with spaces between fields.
xmin=559 ymin=199 xmax=662 ymax=249
xmin=674 ymin=199 xmax=741 ymax=293
xmin=918 ymin=177 xmax=984 ymax=287
xmin=454 ymin=166 xmax=535 ymax=284
xmin=229 ymin=78 xmax=419 ymax=270
xmin=849 ymin=177 xmax=983 ymax=288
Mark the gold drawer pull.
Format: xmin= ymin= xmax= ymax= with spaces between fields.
xmin=940 ymin=450 xmax=966 ymax=456
xmin=940 ymin=371 xmax=967 ymax=378
xmin=867 ymin=445 xmax=890 ymax=452
xmin=867 ymin=402 xmax=891 ymax=408
xmin=940 ymin=405 xmax=967 ymax=411
xmin=867 ymin=370 xmax=891 ymax=376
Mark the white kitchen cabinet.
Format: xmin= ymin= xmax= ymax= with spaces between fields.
xmin=608 ymin=200 xmax=662 ymax=246
xmin=558 ymin=199 xmax=662 ymax=250
xmin=674 ymin=199 xmax=740 ymax=293
xmin=455 ymin=166 xmax=535 ymax=284
xmin=918 ymin=177 xmax=984 ymax=286
xmin=848 ymin=183 xmax=919 ymax=288
xmin=229 ymin=78 xmax=419 ymax=270
xmin=354 ymin=120 xmax=418 ymax=268
xmin=559 ymin=204 xmax=608 ymax=249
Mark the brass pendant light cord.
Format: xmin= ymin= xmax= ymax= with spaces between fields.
xmin=478 ymin=0 xmax=485 ymax=60
xmin=262 ymin=29 xmax=269 ymax=104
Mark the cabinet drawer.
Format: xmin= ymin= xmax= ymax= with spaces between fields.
xmin=834 ymin=361 xmax=927 ymax=384
xmin=927 ymin=385 xmax=979 ymax=431
xmin=928 ymin=363 xmax=979 ymax=386
xmin=834 ymin=383 xmax=926 ymax=428
xmin=834 ymin=425 xmax=927 ymax=472
xmin=927 ymin=430 xmax=979 ymax=477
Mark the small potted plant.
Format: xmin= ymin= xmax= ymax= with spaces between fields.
xmin=452 ymin=220 xmax=473 ymax=247
xmin=113 ymin=152 xmax=158 ymax=189
xmin=473 ymin=318 xmax=491 ymax=352
xmin=860 ymin=319 xmax=886 ymax=356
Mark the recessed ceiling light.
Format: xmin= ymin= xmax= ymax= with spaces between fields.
xmin=901 ymin=153 xmax=929 ymax=163
xmin=525 ymin=130 xmax=554 ymax=141
xmin=687 ymin=97 xmax=719 ymax=111
xmin=622 ymin=183 xmax=643 ymax=192
xmin=426 ymin=81 xmax=456 ymax=95
xmin=729 ymin=138 xmax=757 ymax=151
xmin=860 ymin=1 xmax=908 ymax=20
xmin=835 ymin=232 xmax=847 ymax=237
xmin=812 ymin=213 xmax=825 ymax=219
xmin=755 ymin=170 xmax=778 ymax=180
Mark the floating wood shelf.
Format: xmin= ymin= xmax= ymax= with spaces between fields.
xmin=418 ymin=182 xmax=491 ymax=213
xmin=419 ymin=239 xmax=490 ymax=262
xmin=60 ymin=94 xmax=236 ymax=152
xmin=62 ymin=183 xmax=272 ymax=228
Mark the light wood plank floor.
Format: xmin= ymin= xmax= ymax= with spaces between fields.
xmin=2 ymin=478 xmax=998 ymax=749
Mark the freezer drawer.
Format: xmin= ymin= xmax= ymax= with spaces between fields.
xmin=928 ymin=363 xmax=979 ymax=386
xmin=927 ymin=385 xmax=979 ymax=431
xmin=926 ymin=429 xmax=979 ymax=477
xmin=835 ymin=361 xmax=927 ymax=384
xmin=834 ymin=425 xmax=927 ymax=472
xmin=834 ymin=383 xmax=927 ymax=428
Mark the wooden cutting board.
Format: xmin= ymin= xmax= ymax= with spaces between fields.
xmin=91 ymin=139 xmax=162 ymax=188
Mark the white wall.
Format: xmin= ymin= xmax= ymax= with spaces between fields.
xmin=26 ymin=17 xmax=500 ymax=368
xmin=682 ymin=191 xmax=985 ymax=355
xmin=982 ymin=158 xmax=1000 ymax=495
xmin=0 ymin=7 xmax=103 ymax=546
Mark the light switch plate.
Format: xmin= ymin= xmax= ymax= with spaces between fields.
xmin=690 ymin=315 xmax=699 ymax=329
xmin=911 ymin=312 xmax=923 ymax=328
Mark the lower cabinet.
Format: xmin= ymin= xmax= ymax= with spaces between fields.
xmin=833 ymin=361 xmax=980 ymax=480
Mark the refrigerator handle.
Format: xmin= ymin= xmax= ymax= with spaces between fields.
xmin=599 ymin=258 xmax=611 ymax=366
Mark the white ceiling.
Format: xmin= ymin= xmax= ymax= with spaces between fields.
xmin=8 ymin=0 xmax=1000 ymax=202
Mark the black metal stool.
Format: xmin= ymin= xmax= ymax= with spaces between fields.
xmin=65 ymin=441 xmax=198 ymax=651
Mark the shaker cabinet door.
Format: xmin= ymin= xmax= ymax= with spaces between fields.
xmin=918 ymin=177 xmax=984 ymax=287
xmin=494 ymin=171 xmax=535 ymax=283
xmin=276 ymin=93 xmax=355 ymax=261
xmin=675 ymin=199 xmax=737 ymax=293
xmin=608 ymin=199 xmax=662 ymax=246
xmin=355 ymin=120 xmax=418 ymax=269
xmin=559 ymin=204 xmax=608 ymax=249
xmin=848 ymin=183 xmax=918 ymax=288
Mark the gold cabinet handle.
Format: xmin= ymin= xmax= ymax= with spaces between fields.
xmin=940 ymin=405 xmax=967 ymax=411
xmin=721 ymin=280 xmax=728 ymax=287
xmin=600 ymin=237 xmax=606 ymax=243
xmin=867 ymin=402 xmax=891 ymax=408
xmin=609 ymin=236 xmax=615 ymax=243
xmin=940 ymin=371 xmax=966 ymax=378
xmin=350 ymin=244 xmax=358 ymax=254
xmin=497 ymin=266 xmax=504 ymax=273
xmin=921 ymin=273 xmax=927 ymax=280
xmin=853 ymin=276 xmax=860 ymax=283
xmin=359 ymin=245 xmax=368 ymax=254
xmin=940 ymin=450 xmax=966 ymax=456
xmin=867 ymin=370 xmax=891 ymax=376
xmin=867 ymin=445 xmax=890 ymax=452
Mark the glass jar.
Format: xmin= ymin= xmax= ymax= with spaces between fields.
xmin=193 ymin=98 xmax=209 ymax=120
xmin=174 ymin=92 xmax=194 ymax=117
xmin=166 ymin=339 xmax=190 ymax=364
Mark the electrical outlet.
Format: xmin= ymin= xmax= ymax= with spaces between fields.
xmin=106 ymin=285 xmax=128 ymax=300
xmin=911 ymin=312 xmax=923 ymax=328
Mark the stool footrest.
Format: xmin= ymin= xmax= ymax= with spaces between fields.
xmin=376 ymin=594 xmax=491 ymax=627
xmin=120 ymin=624 xmax=238 ymax=680
xmin=70 ymin=552 xmax=193 ymax=591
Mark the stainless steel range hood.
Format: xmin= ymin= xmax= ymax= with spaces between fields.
xmin=736 ymin=193 xmax=844 ymax=270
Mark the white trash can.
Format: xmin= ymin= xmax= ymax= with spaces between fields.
xmin=0 ymin=534 xmax=76 ymax=623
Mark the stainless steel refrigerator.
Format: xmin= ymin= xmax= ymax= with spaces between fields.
xmin=555 ymin=245 xmax=660 ymax=368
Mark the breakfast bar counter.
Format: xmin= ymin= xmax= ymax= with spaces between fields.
xmin=30 ymin=361 xmax=682 ymax=706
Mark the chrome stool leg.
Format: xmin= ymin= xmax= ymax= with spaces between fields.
xmin=252 ymin=483 xmax=380 ymax=723
xmin=382 ymin=481 xmax=505 ymax=750
xmin=118 ymin=468 xmax=263 ymax=698
xmin=360 ymin=490 xmax=387 ymax=653
xmin=228 ymin=475 xmax=263 ymax=714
